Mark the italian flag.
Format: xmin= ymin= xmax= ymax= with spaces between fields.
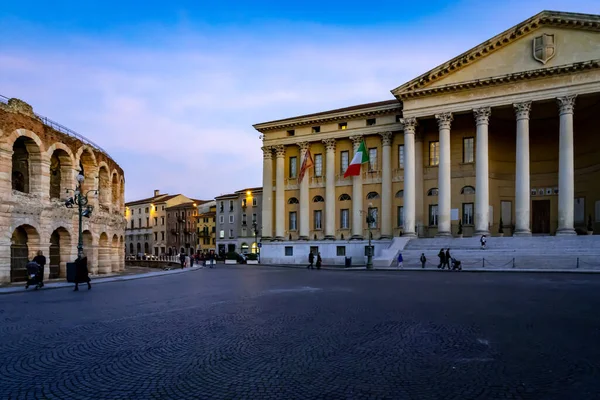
xmin=344 ymin=140 xmax=369 ymax=178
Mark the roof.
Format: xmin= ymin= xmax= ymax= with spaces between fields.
xmin=166 ymin=201 xmax=199 ymax=210
xmin=215 ymin=193 xmax=237 ymax=200
xmin=125 ymin=194 xmax=171 ymax=207
xmin=391 ymin=10 xmax=600 ymax=100
xmin=198 ymin=212 xmax=216 ymax=217
xmin=235 ymin=187 xmax=263 ymax=194
xmin=154 ymin=194 xmax=180 ymax=203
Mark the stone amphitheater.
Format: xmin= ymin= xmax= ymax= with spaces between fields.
xmin=0 ymin=97 xmax=125 ymax=283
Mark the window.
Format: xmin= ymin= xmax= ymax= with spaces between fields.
xmin=288 ymin=197 xmax=299 ymax=204
xmin=397 ymin=206 xmax=404 ymax=227
xmin=340 ymin=209 xmax=349 ymax=229
xmin=252 ymin=213 xmax=257 ymax=223
xmin=229 ymin=200 xmax=234 ymax=211
xmin=336 ymin=246 xmax=346 ymax=256
xmin=366 ymin=192 xmax=380 ymax=200
xmin=146 ymin=217 xmax=150 ymax=227
xmin=312 ymin=126 xmax=320 ymax=133
xmin=339 ymin=194 xmax=351 ymax=201
xmin=162 ymin=206 xmax=165 ymax=211
xmin=229 ymin=229 xmax=234 ymax=238
xmin=154 ymin=217 xmax=157 ymax=226
xmin=429 ymin=141 xmax=440 ymax=166
xmin=314 ymin=210 xmax=322 ymax=230
xmin=241 ymin=227 xmax=247 ymax=236
xmin=429 ymin=204 xmax=439 ymax=226
xmin=229 ymin=215 xmax=234 ymax=223
xmin=368 ymin=207 xmax=378 ymax=228
xmin=461 ymin=186 xmax=476 ymax=195
xmin=395 ymin=190 xmax=404 ymax=198
xmin=341 ymin=151 xmax=349 ymax=173
xmin=242 ymin=199 xmax=247 ymax=208
xmin=138 ymin=218 xmax=142 ymax=228
xmin=161 ymin=232 xmax=165 ymax=241
xmin=427 ymin=188 xmax=439 ymax=196
xmin=138 ymin=209 xmax=141 ymax=214
xmin=463 ymin=137 xmax=474 ymax=163
xmin=366 ymin=118 xmax=376 ymax=126
xmin=314 ymin=154 xmax=323 ymax=177
xmin=242 ymin=213 xmax=247 ymax=224
xmin=398 ymin=145 xmax=404 ymax=169
xmin=219 ymin=215 xmax=224 ymax=224
xmin=252 ymin=198 xmax=257 ymax=206
xmin=313 ymin=195 xmax=324 ymax=203
xmin=161 ymin=217 xmax=165 ymax=225
xmin=501 ymin=200 xmax=513 ymax=226
xmin=285 ymin=246 xmax=293 ymax=256
xmin=154 ymin=206 xmax=158 ymax=212
xmin=145 ymin=207 xmax=149 ymax=213
xmin=154 ymin=232 xmax=158 ymax=241
xmin=338 ymin=122 xmax=347 ymax=130
xmin=287 ymin=129 xmax=295 ymax=136
xmin=289 ymin=156 xmax=297 ymax=178
xmin=289 ymin=211 xmax=297 ymax=231
xmin=219 ymin=230 xmax=224 ymax=239
xmin=368 ymin=148 xmax=377 ymax=171
xmin=575 ymin=198 xmax=585 ymax=224
xmin=463 ymin=203 xmax=474 ymax=225
xmin=130 ymin=220 xmax=134 ymax=229
xmin=219 ymin=202 xmax=224 ymax=212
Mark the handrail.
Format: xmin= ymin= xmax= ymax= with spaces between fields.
xmin=0 ymin=94 xmax=111 ymax=158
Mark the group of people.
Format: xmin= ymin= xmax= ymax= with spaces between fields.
xmin=307 ymin=251 xmax=322 ymax=269
xmin=437 ymin=248 xmax=462 ymax=271
xmin=179 ymin=252 xmax=216 ymax=269
xmin=24 ymin=250 xmax=91 ymax=291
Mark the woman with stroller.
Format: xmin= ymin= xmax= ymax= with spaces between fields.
xmin=32 ymin=250 xmax=46 ymax=287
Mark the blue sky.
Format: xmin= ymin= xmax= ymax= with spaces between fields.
xmin=1 ymin=0 xmax=598 ymax=201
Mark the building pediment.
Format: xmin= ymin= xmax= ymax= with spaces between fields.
xmin=391 ymin=10 xmax=600 ymax=100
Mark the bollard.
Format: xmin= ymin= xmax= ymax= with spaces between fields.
xmin=512 ymin=258 xmax=516 ymax=268
xmin=576 ymin=257 xmax=579 ymax=269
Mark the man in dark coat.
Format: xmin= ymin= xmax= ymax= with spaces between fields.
xmin=74 ymin=254 xmax=91 ymax=291
xmin=33 ymin=250 xmax=46 ymax=287
xmin=179 ymin=252 xmax=186 ymax=269
xmin=307 ymin=252 xmax=314 ymax=269
xmin=437 ymin=249 xmax=445 ymax=269
xmin=444 ymin=249 xmax=451 ymax=270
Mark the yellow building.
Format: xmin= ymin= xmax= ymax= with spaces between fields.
xmin=254 ymin=11 xmax=600 ymax=264
xmin=197 ymin=201 xmax=217 ymax=253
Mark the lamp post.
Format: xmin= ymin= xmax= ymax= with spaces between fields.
xmin=252 ymin=221 xmax=260 ymax=263
xmin=365 ymin=202 xmax=375 ymax=270
xmin=65 ymin=170 xmax=96 ymax=258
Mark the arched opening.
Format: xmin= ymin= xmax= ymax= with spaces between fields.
xmin=251 ymin=242 xmax=258 ymax=254
xmin=312 ymin=195 xmax=325 ymax=203
xmin=427 ymin=188 xmax=439 ymax=196
xmin=12 ymin=136 xmax=42 ymax=194
xmin=98 ymin=166 xmax=110 ymax=208
xmin=339 ymin=194 xmax=351 ymax=201
xmin=79 ymin=148 xmax=97 ymax=196
xmin=136 ymin=243 xmax=141 ymax=254
xmin=98 ymin=232 xmax=110 ymax=274
xmin=49 ymin=148 xmax=74 ymax=200
xmin=395 ymin=190 xmax=404 ymax=198
xmin=129 ymin=243 xmax=134 ymax=255
xmin=111 ymin=235 xmax=119 ymax=272
xmin=120 ymin=177 xmax=125 ymax=213
xmin=111 ymin=173 xmax=119 ymax=208
xmin=49 ymin=227 xmax=71 ymax=279
xmin=10 ymin=225 xmax=40 ymax=282
xmin=241 ymin=242 xmax=249 ymax=254
xmin=287 ymin=197 xmax=299 ymax=204
xmin=144 ymin=242 xmax=149 ymax=254
xmin=366 ymin=192 xmax=380 ymax=200
xmin=461 ymin=186 xmax=476 ymax=195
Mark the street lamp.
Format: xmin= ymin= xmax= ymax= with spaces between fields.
xmin=252 ymin=221 xmax=260 ymax=263
xmin=365 ymin=202 xmax=375 ymax=270
xmin=65 ymin=170 xmax=97 ymax=258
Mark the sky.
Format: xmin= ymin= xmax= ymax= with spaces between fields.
xmin=1 ymin=0 xmax=598 ymax=202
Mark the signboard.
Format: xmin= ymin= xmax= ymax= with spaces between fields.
xmin=257 ymin=243 xmax=262 ymax=248
xmin=451 ymin=208 xmax=459 ymax=221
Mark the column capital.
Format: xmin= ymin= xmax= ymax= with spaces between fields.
xmin=435 ymin=112 xmax=453 ymax=130
xmin=297 ymin=141 xmax=310 ymax=152
xmin=261 ymin=146 xmax=273 ymax=160
xmin=400 ymin=117 xmax=418 ymax=134
xmin=379 ymin=131 xmax=393 ymax=146
xmin=513 ymin=101 xmax=532 ymax=120
xmin=349 ymin=135 xmax=363 ymax=148
xmin=322 ymin=138 xmax=336 ymax=151
xmin=557 ymin=95 xmax=577 ymax=115
xmin=273 ymin=145 xmax=286 ymax=158
xmin=473 ymin=107 xmax=491 ymax=125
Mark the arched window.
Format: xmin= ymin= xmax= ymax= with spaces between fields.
xmin=339 ymin=194 xmax=351 ymax=201
xmin=427 ymin=188 xmax=439 ymax=196
xmin=395 ymin=190 xmax=404 ymax=198
xmin=312 ymin=195 xmax=325 ymax=203
xmin=461 ymin=186 xmax=475 ymax=195
xmin=366 ymin=192 xmax=380 ymax=200
xmin=287 ymin=197 xmax=299 ymax=204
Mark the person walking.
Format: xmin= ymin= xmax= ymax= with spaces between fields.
xmin=209 ymin=251 xmax=215 ymax=268
xmin=179 ymin=252 xmax=186 ymax=269
xmin=480 ymin=234 xmax=487 ymax=250
xmin=437 ymin=249 xmax=445 ymax=269
xmin=397 ymin=252 xmax=403 ymax=268
xmin=420 ymin=253 xmax=426 ymax=269
xmin=32 ymin=250 xmax=46 ymax=287
xmin=316 ymin=252 xmax=322 ymax=270
xmin=199 ymin=252 xmax=205 ymax=267
xmin=74 ymin=253 xmax=91 ymax=291
xmin=444 ymin=248 xmax=452 ymax=270
xmin=307 ymin=251 xmax=314 ymax=269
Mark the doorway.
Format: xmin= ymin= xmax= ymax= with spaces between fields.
xmin=532 ymin=200 xmax=551 ymax=234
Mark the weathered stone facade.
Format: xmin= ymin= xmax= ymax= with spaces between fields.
xmin=0 ymin=98 xmax=125 ymax=283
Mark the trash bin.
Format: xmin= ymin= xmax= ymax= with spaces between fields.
xmin=345 ymin=257 xmax=352 ymax=268
xmin=66 ymin=262 xmax=76 ymax=283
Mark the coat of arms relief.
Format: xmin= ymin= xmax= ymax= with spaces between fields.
xmin=532 ymin=33 xmax=556 ymax=64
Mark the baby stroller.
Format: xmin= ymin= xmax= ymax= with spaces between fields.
xmin=25 ymin=261 xmax=43 ymax=290
xmin=451 ymin=258 xmax=462 ymax=271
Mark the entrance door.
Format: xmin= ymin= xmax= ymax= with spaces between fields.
xmin=49 ymin=231 xmax=60 ymax=279
xmin=532 ymin=200 xmax=551 ymax=234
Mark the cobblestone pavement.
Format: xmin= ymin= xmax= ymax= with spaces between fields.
xmin=1 ymin=267 xmax=599 ymax=399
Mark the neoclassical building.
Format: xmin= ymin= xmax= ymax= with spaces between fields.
xmin=0 ymin=97 xmax=126 ymax=283
xmin=254 ymin=11 xmax=600 ymax=264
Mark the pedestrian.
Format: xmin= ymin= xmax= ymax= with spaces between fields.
xmin=444 ymin=248 xmax=451 ymax=270
xmin=179 ymin=252 xmax=185 ymax=269
xmin=74 ymin=253 xmax=91 ymax=291
xmin=199 ymin=252 xmax=205 ymax=267
xmin=190 ymin=254 xmax=195 ymax=267
xmin=316 ymin=252 xmax=322 ymax=269
xmin=397 ymin=252 xmax=403 ymax=268
xmin=437 ymin=248 xmax=445 ymax=269
xmin=307 ymin=251 xmax=314 ymax=269
xmin=420 ymin=253 xmax=426 ymax=269
xmin=209 ymin=251 xmax=215 ymax=268
xmin=32 ymin=250 xmax=46 ymax=287
xmin=480 ymin=234 xmax=487 ymax=250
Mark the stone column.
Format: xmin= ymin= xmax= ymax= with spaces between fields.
xmin=0 ymin=147 xmax=12 ymax=203
xmin=274 ymin=145 xmax=286 ymax=240
xmin=557 ymin=95 xmax=577 ymax=235
xmin=350 ymin=135 xmax=364 ymax=240
xmin=0 ymin=238 xmax=11 ymax=283
xmin=298 ymin=142 xmax=310 ymax=240
xmin=322 ymin=139 xmax=336 ymax=240
xmin=261 ymin=146 xmax=273 ymax=240
xmin=513 ymin=102 xmax=532 ymax=236
xmin=435 ymin=112 xmax=453 ymax=237
xmin=415 ymin=132 xmax=424 ymax=237
xmin=379 ymin=132 xmax=393 ymax=239
xmin=473 ymin=107 xmax=491 ymax=235
xmin=400 ymin=119 xmax=417 ymax=237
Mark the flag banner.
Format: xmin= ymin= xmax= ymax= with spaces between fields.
xmin=343 ymin=141 xmax=369 ymax=178
xmin=299 ymin=149 xmax=314 ymax=183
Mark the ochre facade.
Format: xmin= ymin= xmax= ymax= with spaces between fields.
xmin=255 ymin=11 xmax=600 ymax=244
xmin=0 ymin=98 xmax=126 ymax=283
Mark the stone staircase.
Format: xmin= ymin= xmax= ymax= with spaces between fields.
xmin=373 ymin=237 xmax=412 ymax=267
xmin=398 ymin=236 xmax=600 ymax=270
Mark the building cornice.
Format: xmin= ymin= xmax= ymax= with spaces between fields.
xmin=391 ymin=10 xmax=600 ymax=99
